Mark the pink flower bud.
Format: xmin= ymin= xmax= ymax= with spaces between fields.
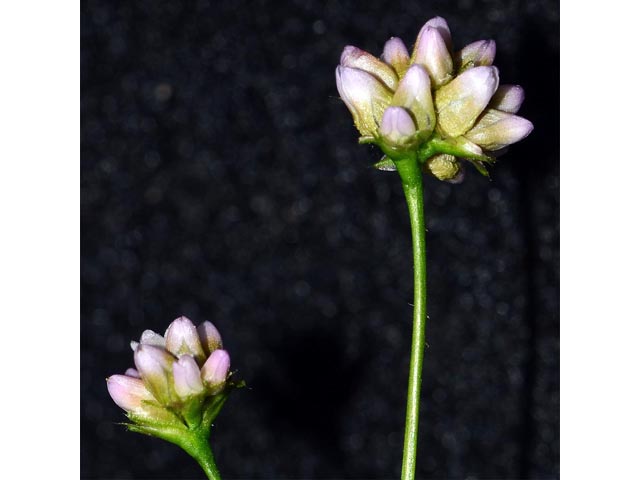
xmin=423 ymin=16 xmax=453 ymax=51
xmin=336 ymin=65 xmax=393 ymax=137
xmin=381 ymin=37 xmax=410 ymax=76
xmin=125 ymin=368 xmax=141 ymax=378
xmin=455 ymin=40 xmax=496 ymax=70
xmin=107 ymin=374 xmax=154 ymax=412
xmin=173 ymin=355 xmax=205 ymax=398
xmin=412 ymin=26 xmax=453 ymax=87
xmin=340 ymin=46 xmax=398 ymax=90
xmin=464 ymin=108 xmax=533 ymax=150
xmin=391 ymin=64 xmax=435 ymax=134
xmin=197 ymin=321 xmax=223 ymax=356
xmin=489 ymin=85 xmax=525 ymax=113
xmin=134 ymin=344 xmax=176 ymax=405
xmin=201 ymin=349 xmax=230 ymax=388
xmin=435 ymin=66 xmax=499 ymax=137
xmin=164 ymin=316 xmax=206 ymax=364
xmin=379 ymin=107 xmax=417 ymax=146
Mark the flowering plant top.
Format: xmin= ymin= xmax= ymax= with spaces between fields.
xmin=335 ymin=16 xmax=533 ymax=181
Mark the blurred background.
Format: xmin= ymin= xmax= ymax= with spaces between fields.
xmin=81 ymin=0 xmax=558 ymax=478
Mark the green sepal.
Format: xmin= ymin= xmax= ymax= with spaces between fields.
xmin=373 ymin=156 xmax=397 ymax=171
xmin=468 ymin=160 xmax=491 ymax=177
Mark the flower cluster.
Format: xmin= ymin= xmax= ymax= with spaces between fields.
xmin=107 ymin=316 xmax=234 ymax=437
xmin=335 ymin=16 xmax=533 ymax=181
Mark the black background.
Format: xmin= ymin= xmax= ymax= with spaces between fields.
xmin=81 ymin=0 xmax=559 ymax=478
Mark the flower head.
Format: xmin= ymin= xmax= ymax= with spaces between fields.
xmin=335 ymin=16 xmax=533 ymax=181
xmin=107 ymin=316 xmax=239 ymax=432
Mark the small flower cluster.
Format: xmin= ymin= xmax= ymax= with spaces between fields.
xmin=107 ymin=316 xmax=233 ymax=436
xmin=335 ymin=16 xmax=533 ymax=181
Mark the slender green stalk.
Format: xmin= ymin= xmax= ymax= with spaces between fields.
xmin=176 ymin=426 xmax=222 ymax=480
xmin=395 ymin=158 xmax=428 ymax=480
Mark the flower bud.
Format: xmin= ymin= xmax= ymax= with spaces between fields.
xmin=173 ymin=355 xmax=205 ymax=399
xmin=134 ymin=344 xmax=176 ymax=405
xmin=455 ymin=40 xmax=496 ymax=71
xmin=340 ymin=46 xmax=399 ymax=90
xmin=424 ymin=154 xmax=461 ymax=181
xmin=413 ymin=26 xmax=453 ymax=87
xmin=201 ymin=349 xmax=230 ymax=389
xmin=379 ymin=106 xmax=417 ymax=146
xmin=336 ymin=66 xmax=393 ymax=137
xmin=125 ymin=368 xmax=141 ymax=378
xmin=391 ymin=64 xmax=436 ymax=134
xmin=131 ymin=329 xmax=165 ymax=351
xmin=165 ymin=316 xmax=206 ymax=364
xmin=382 ymin=37 xmax=410 ymax=77
xmin=197 ymin=321 xmax=223 ymax=356
xmin=107 ymin=374 xmax=154 ymax=412
xmin=464 ymin=108 xmax=533 ymax=150
xmin=435 ymin=66 xmax=499 ymax=137
xmin=423 ymin=16 xmax=453 ymax=51
xmin=488 ymin=85 xmax=525 ymax=113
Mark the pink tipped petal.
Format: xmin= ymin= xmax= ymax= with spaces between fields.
xmin=133 ymin=344 xmax=175 ymax=405
xmin=381 ymin=37 xmax=410 ymax=76
xmin=164 ymin=316 xmax=206 ymax=364
xmin=125 ymin=368 xmax=141 ymax=378
xmin=435 ymin=66 xmax=499 ymax=137
xmin=413 ymin=26 xmax=453 ymax=87
xmin=489 ymin=85 xmax=525 ymax=113
xmin=340 ymin=46 xmax=398 ymax=90
xmin=392 ymin=64 xmax=436 ymax=134
xmin=424 ymin=16 xmax=452 ymax=51
xmin=464 ymin=109 xmax=534 ymax=150
xmin=456 ymin=40 xmax=496 ymax=70
xmin=140 ymin=330 xmax=165 ymax=348
xmin=379 ymin=107 xmax=417 ymax=146
xmin=107 ymin=374 xmax=153 ymax=412
xmin=197 ymin=321 xmax=223 ymax=356
xmin=173 ymin=355 xmax=205 ymax=398
xmin=201 ymin=349 xmax=231 ymax=387
xmin=336 ymin=66 xmax=393 ymax=137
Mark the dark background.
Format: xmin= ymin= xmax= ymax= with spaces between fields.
xmin=81 ymin=0 xmax=559 ymax=478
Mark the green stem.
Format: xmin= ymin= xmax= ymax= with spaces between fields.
xmin=395 ymin=158 xmax=428 ymax=480
xmin=179 ymin=427 xmax=222 ymax=480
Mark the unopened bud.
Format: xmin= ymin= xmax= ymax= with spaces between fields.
xmin=413 ymin=26 xmax=453 ymax=87
xmin=197 ymin=321 xmax=223 ymax=356
xmin=489 ymin=85 xmax=525 ymax=113
xmin=464 ymin=108 xmax=533 ymax=150
xmin=134 ymin=344 xmax=176 ymax=406
xmin=340 ymin=46 xmax=399 ymax=90
xmin=107 ymin=374 xmax=154 ymax=413
xmin=336 ymin=65 xmax=393 ymax=137
xmin=379 ymin=106 xmax=417 ymax=146
xmin=173 ymin=355 xmax=205 ymax=399
xmin=201 ymin=349 xmax=231 ymax=389
xmin=425 ymin=154 xmax=461 ymax=181
xmin=382 ymin=37 xmax=410 ymax=77
xmin=455 ymin=40 xmax=496 ymax=71
xmin=435 ymin=66 xmax=499 ymax=137
xmin=165 ymin=316 xmax=206 ymax=364
xmin=391 ymin=64 xmax=435 ymax=134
